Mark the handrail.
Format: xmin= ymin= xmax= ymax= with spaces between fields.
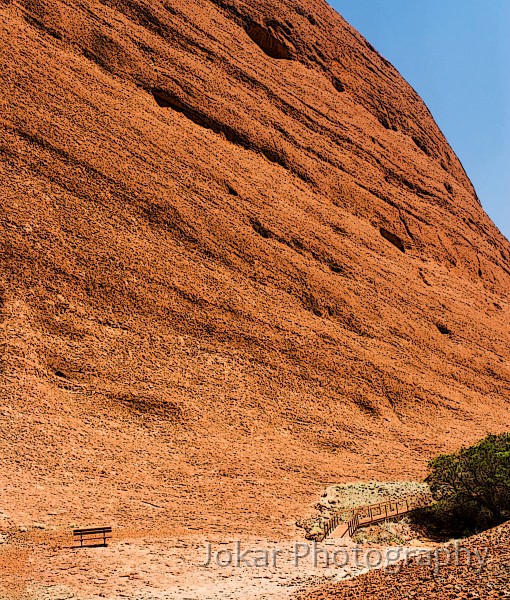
xmin=318 ymin=492 xmax=432 ymax=541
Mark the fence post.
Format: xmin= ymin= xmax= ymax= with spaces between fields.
xmin=319 ymin=495 xmax=430 ymax=542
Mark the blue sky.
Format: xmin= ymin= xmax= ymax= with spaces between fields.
xmin=329 ymin=1 xmax=510 ymax=241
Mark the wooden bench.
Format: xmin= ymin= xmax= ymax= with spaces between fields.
xmin=73 ymin=526 xmax=112 ymax=548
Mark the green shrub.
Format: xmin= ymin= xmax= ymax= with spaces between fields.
xmin=415 ymin=433 xmax=510 ymax=538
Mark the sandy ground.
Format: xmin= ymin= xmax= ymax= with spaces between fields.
xmin=2 ymin=526 xmax=438 ymax=599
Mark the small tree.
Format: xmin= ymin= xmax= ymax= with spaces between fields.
xmin=420 ymin=433 xmax=510 ymax=537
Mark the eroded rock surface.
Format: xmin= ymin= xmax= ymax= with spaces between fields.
xmin=0 ymin=0 xmax=509 ymax=596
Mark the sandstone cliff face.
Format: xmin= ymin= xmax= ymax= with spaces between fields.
xmin=1 ymin=0 xmax=510 ymax=538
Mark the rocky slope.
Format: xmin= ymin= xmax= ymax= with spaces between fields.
xmin=1 ymin=0 xmax=510 ymax=596
xmin=298 ymin=521 xmax=510 ymax=599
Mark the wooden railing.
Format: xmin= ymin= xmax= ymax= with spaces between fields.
xmin=321 ymin=510 xmax=344 ymax=540
xmin=318 ymin=492 xmax=432 ymax=541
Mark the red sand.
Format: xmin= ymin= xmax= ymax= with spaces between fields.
xmin=299 ymin=522 xmax=510 ymax=599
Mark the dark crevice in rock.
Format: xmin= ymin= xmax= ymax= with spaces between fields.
xmin=364 ymin=40 xmax=376 ymax=53
xmin=444 ymin=182 xmax=453 ymax=194
xmin=23 ymin=13 xmax=62 ymax=40
xmin=329 ymin=263 xmax=345 ymax=274
xmin=436 ymin=323 xmax=452 ymax=335
xmin=163 ymin=3 xmax=178 ymax=15
xmin=331 ymin=224 xmax=348 ymax=236
xmin=412 ymin=135 xmax=432 ymax=156
xmin=377 ymin=114 xmax=397 ymax=131
xmin=385 ymin=172 xmax=435 ymax=199
xmin=82 ymin=48 xmax=114 ymax=74
xmin=151 ymin=88 xmax=251 ymax=146
xmin=261 ymin=147 xmax=287 ymax=168
xmin=251 ymin=220 xmax=274 ymax=239
xmin=151 ymin=88 xmax=291 ymax=176
xmin=97 ymin=0 xmax=169 ymax=38
xmin=134 ymin=39 xmax=156 ymax=54
xmin=419 ymin=269 xmax=431 ymax=287
xmin=206 ymin=0 xmax=244 ymax=20
xmin=313 ymin=44 xmax=327 ymax=62
xmin=354 ymin=396 xmax=380 ymax=416
xmin=245 ymin=21 xmax=292 ymax=59
xmin=152 ymin=88 xmax=192 ymax=110
xmin=98 ymin=0 xmax=214 ymax=58
xmin=378 ymin=115 xmax=390 ymax=130
xmin=249 ymin=226 xmax=346 ymax=278
xmin=144 ymin=203 xmax=198 ymax=245
xmin=290 ymin=238 xmax=305 ymax=251
xmin=380 ymin=228 xmax=405 ymax=253
xmin=303 ymin=294 xmax=324 ymax=318
xmin=332 ymin=77 xmax=345 ymax=92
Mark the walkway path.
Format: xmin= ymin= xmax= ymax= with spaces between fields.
xmin=321 ymin=494 xmax=431 ymax=541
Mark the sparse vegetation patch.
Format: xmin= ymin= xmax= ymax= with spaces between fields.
xmin=413 ymin=433 xmax=510 ymax=539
